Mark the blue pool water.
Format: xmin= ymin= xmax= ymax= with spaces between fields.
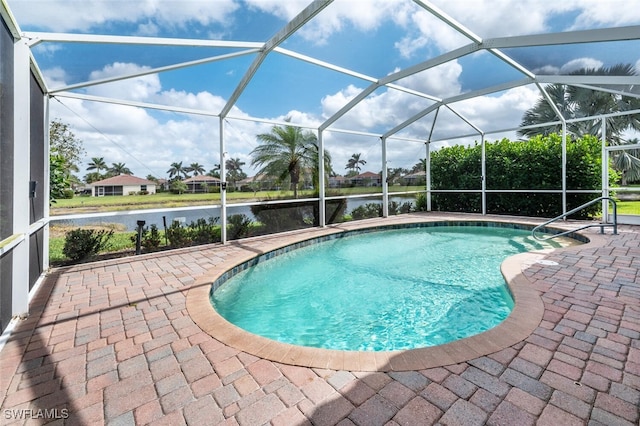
xmin=211 ymin=225 xmax=558 ymax=351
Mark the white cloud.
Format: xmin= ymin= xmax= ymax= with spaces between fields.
xmin=245 ymin=0 xmax=414 ymax=45
xmin=317 ymin=71 xmax=542 ymax=170
xmin=42 ymin=66 xmax=68 ymax=87
xmin=8 ymin=0 xmax=238 ymax=32
xmin=395 ymin=62 xmax=463 ymax=98
xmin=242 ymin=0 xmax=308 ymax=21
xmin=87 ymin=63 xmax=162 ymax=100
xmin=47 ymin=61 xmax=236 ymax=178
xmin=19 ymin=0 xmax=638 ymax=179
xmin=569 ymin=1 xmax=640 ymax=29
xmin=560 ymin=58 xmax=604 ymax=74
xmin=532 ymin=65 xmax=561 ymax=75
xmin=533 ymin=57 xmax=613 ymax=75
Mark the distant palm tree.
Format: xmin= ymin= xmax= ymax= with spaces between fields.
xmin=251 ymin=121 xmax=331 ymax=198
xmin=109 ymin=162 xmax=132 ymax=176
xmin=412 ymin=158 xmax=427 ymax=173
xmin=167 ymin=161 xmax=188 ymax=180
xmin=518 ymin=63 xmax=640 ymax=182
xmin=187 ymin=162 xmax=205 ymax=176
xmin=225 ymin=158 xmax=246 ymax=185
xmin=207 ymin=164 xmax=220 ymax=178
xmin=387 ymin=167 xmax=408 ymax=185
xmin=346 ymin=153 xmax=366 ymax=173
xmin=86 ymin=157 xmax=107 ymax=174
xmin=225 ymin=158 xmax=245 ymax=174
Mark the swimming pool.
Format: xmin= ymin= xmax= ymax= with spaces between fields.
xmin=210 ymin=223 xmax=567 ymax=351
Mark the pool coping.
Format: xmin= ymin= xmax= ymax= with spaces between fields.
xmin=186 ymin=214 xmax=607 ymax=372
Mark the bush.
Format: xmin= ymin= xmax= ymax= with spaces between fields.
xmin=388 ymin=201 xmax=414 ymax=215
xmin=351 ymin=203 xmax=382 ymax=220
xmin=164 ymin=217 xmax=223 ymax=248
xmin=415 ymin=193 xmax=428 ymax=211
xmin=250 ymin=203 xmax=315 ymax=233
xmin=227 ymin=214 xmax=252 ymax=240
xmin=188 ymin=218 xmax=220 ymax=245
xmin=63 ymin=228 xmax=114 ymax=261
xmin=130 ymin=224 xmax=162 ymax=252
xmin=61 ymin=189 xmax=74 ymax=199
xmin=430 ymin=134 xmax=609 ymax=218
xmin=166 ymin=221 xmax=191 ymax=247
xmin=170 ymin=180 xmax=188 ymax=194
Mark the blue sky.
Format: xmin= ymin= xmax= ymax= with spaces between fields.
xmin=7 ymin=0 xmax=640 ymax=179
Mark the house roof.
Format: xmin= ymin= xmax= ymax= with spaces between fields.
xmin=183 ymin=175 xmax=220 ymax=183
xmin=403 ymin=171 xmax=426 ymax=178
xmin=90 ymin=174 xmax=156 ymax=186
xmin=353 ymin=171 xmax=381 ymax=179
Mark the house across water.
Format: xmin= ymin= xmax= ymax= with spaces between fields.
xmin=90 ymin=174 xmax=157 ymax=196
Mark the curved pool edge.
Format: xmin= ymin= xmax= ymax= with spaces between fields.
xmin=186 ymin=216 xmax=606 ymax=372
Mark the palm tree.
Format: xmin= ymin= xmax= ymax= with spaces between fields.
xmin=251 ymin=122 xmax=331 ymax=198
xmin=518 ymin=63 xmax=640 ymax=181
xmin=86 ymin=157 xmax=107 ymax=175
xmin=225 ymin=158 xmax=246 ymax=186
xmin=412 ymin=158 xmax=427 ymax=173
xmin=250 ymin=119 xmax=318 ymax=198
xmin=612 ymin=138 xmax=640 ymax=185
xmin=207 ymin=164 xmax=220 ymax=178
xmin=225 ymin=158 xmax=245 ymax=174
xmin=346 ymin=153 xmax=366 ymax=173
xmin=387 ymin=167 xmax=408 ymax=185
xmin=167 ymin=161 xmax=188 ymax=180
xmin=109 ymin=162 xmax=132 ymax=176
xmin=187 ymin=162 xmax=205 ymax=176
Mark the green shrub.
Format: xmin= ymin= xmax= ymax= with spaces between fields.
xmin=351 ymin=203 xmax=382 ymax=220
xmin=61 ymin=189 xmax=74 ymax=199
xmin=430 ymin=134 xmax=609 ymax=218
xmin=188 ymin=218 xmax=220 ymax=244
xmin=130 ymin=224 xmax=162 ymax=252
xmin=415 ymin=193 xmax=428 ymax=211
xmin=165 ymin=217 xmax=223 ymax=248
xmin=63 ymin=228 xmax=114 ymax=261
xmin=227 ymin=214 xmax=252 ymax=240
xmin=388 ymin=201 xmax=414 ymax=215
xmin=170 ymin=180 xmax=188 ymax=194
xmin=166 ymin=221 xmax=191 ymax=247
xmin=250 ymin=203 xmax=315 ymax=233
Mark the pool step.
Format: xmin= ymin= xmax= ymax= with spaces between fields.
xmin=509 ymin=235 xmax=566 ymax=252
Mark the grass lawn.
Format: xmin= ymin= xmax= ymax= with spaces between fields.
xmin=615 ymin=200 xmax=640 ymax=215
xmin=49 ymin=227 xmax=139 ymax=264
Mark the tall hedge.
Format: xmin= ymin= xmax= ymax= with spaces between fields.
xmin=430 ymin=134 xmax=609 ymax=218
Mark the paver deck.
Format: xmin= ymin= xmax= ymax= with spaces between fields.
xmin=1 ymin=213 xmax=638 ymax=425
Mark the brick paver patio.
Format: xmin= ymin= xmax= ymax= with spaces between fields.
xmin=0 ymin=213 xmax=638 ymax=425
